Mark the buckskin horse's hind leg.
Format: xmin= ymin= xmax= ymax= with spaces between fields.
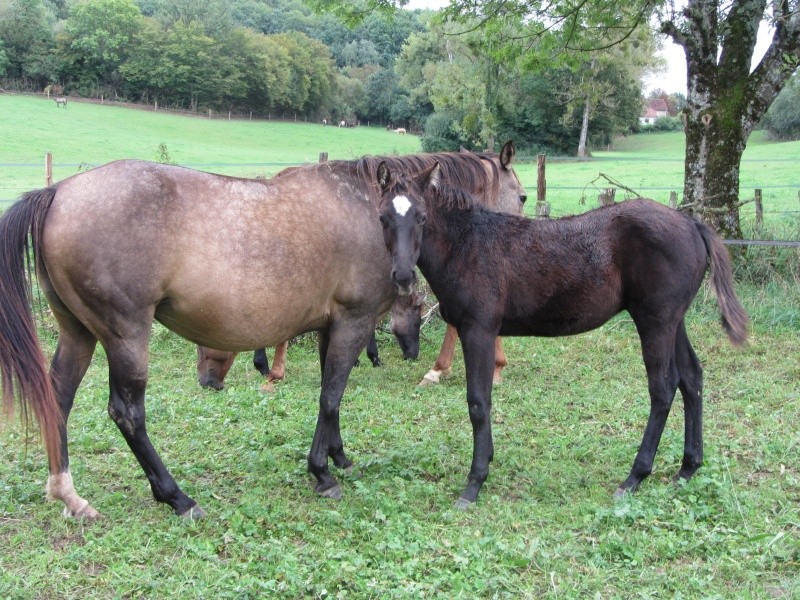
xmin=615 ymin=324 xmax=681 ymax=497
xmin=308 ymin=317 xmax=374 ymax=499
xmin=45 ymin=319 xmax=100 ymax=519
xmin=104 ymin=328 xmax=201 ymax=518
xmin=673 ymin=320 xmax=704 ymax=482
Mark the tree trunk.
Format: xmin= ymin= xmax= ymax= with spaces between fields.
xmin=682 ymin=82 xmax=747 ymax=238
xmin=577 ymin=95 xmax=591 ymax=158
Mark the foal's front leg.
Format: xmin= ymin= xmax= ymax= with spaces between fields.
xmin=455 ymin=324 xmax=498 ymax=508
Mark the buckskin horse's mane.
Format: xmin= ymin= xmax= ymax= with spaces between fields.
xmin=270 ymin=152 xmax=500 ymax=207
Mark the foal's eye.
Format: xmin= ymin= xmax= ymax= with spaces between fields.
xmin=416 ymin=214 xmax=426 ymax=226
xmin=379 ymin=214 xmax=389 ymax=227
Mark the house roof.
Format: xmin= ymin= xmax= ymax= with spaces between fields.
xmin=649 ymin=98 xmax=669 ymax=112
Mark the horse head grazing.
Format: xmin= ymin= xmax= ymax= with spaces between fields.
xmin=390 ymin=289 xmax=424 ymax=360
xmin=376 ymin=161 xmax=438 ymax=296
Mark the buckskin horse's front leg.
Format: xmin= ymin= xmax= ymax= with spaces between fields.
xmin=454 ymin=324 xmax=498 ymax=508
xmin=307 ymin=320 xmax=372 ymax=499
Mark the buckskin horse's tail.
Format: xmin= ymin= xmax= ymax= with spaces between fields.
xmin=696 ymin=222 xmax=749 ymax=347
xmin=0 ymin=187 xmax=62 ymax=466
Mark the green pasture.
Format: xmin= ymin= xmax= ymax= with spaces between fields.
xmin=0 ymin=291 xmax=798 ymax=598
xmin=0 ymin=92 xmax=798 ymax=598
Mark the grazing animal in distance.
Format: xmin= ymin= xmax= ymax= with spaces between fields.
xmin=54 ymin=97 xmax=67 ymax=108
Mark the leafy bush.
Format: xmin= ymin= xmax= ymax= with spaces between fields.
xmin=420 ymin=111 xmax=464 ymax=152
xmin=640 ymin=116 xmax=683 ymax=133
xmin=760 ymin=74 xmax=800 ymax=140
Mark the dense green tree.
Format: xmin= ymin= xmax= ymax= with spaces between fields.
xmin=0 ymin=0 xmax=54 ymax=83
xmin=62 ymin=0 xmax=143 ymax=94
xmin=760 ymin=72 xmax=800 ymax=140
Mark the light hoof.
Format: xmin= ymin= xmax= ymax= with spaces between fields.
xmin=454 ymin=497 xmax=473 ymax=510
xmin=180 ymin=505 xmax=206 ymax=519
xmin=319 ymin=485 xmax=342 ymax=500
xmin=63 ymin=504 xmax=101 ymax=521
xmin=259 ymin=381 xmax=277 ymax=393
xmin=613 ymin=487 xmax=629 ymax=500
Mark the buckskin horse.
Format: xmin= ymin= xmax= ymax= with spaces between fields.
xmin=377 ymin=165 xmax=749 ymax=507
xmin=196 ymin=142 xmax=526 ymax=391
xmin=0 ymin=158 xmax=441 ymax=520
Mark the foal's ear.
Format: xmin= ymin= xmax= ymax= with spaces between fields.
xmin=417 ymin=161 xmax=441 ymax=190
xmin=500 ymin=140 xmax=515 ymax=168
xmin=377 ymin=161 xmax=391 ymax=192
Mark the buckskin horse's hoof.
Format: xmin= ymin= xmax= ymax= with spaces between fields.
xmin=179 ymin=505 xmax=206 ymax=519
xmin=317 ymin=485 xmax=342 ymax=500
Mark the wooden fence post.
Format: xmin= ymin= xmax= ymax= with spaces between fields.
xmin=45 ymin=152 xmax=52 ymax=186
xmin=535 ymin=153 xmax=550 ymax=218
xmin=319 ymin=152 xmax=328 ymax=163
xmin=669 ymin=191 xmax=677 ymax=209
xmin=755 ymin=188 xmax=763 ymax=230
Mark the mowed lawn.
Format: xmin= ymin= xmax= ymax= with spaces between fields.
xmin=0 ymin=93 xmax=798 ymax=598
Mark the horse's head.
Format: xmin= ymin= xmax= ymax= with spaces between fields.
xmin=472 ymin=141 xmax=527 ymax=215
xmin=391 ymin=290 xmax=424 ymax=360
xmin=376 ymin=161 xmax=437 ymax=296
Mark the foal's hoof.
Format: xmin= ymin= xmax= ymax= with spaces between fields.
xmin=179 ymin=505 xmax=206 ymax=520
xmin=454 ymin=497 xmax=474 ymax=510
xmin=613 ymin=487 xmax=629 ymax=500
xmin=259 ymin=381 xmax=277 ymax=393
xmin=318 ymin=485 xmax=343 ymax=500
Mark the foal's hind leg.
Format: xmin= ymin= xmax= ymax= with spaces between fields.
xmin=674 ymin=320 xmax=704 ymax=482
xmin=45 ymin=319 xmax=100 ymax=519
xmin=308 ymin=318 xmax=374 ymax=499
xmin=103 ymin=329 xmax=200 ymax=518
xmin=616 ymin=325 xmax=681 ymax=496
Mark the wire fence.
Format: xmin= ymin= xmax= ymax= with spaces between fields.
xmin=2 ymin=157 xmax=799 ymax=248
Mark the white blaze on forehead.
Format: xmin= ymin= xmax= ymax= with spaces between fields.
xmin=393 ymin=195 xmax=412 ymax=217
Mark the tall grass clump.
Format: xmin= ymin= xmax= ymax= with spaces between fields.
xmin=732 ymin=217 xmax=800 ymax=285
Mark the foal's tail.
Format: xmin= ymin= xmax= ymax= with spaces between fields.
xmin=696 ymin=222 xmax=749 ymax=347
xmin=0 ymin=187 xmax=62 ymax=466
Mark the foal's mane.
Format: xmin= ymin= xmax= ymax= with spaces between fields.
xmin=426 ymin=181 xmax=481 ymax=213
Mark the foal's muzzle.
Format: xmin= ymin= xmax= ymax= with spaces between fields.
xmin=392 ymin=269 xmax=417 ymax=297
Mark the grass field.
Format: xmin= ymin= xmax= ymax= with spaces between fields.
xmin=0 ymin=92 xmax=798 ymax=598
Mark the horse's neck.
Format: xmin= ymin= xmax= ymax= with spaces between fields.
xmin=418 ymin=208 xmax=466 ymax=283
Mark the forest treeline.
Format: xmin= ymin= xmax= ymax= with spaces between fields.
xmin=2 ymin=0 xmax=663 ymax=154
